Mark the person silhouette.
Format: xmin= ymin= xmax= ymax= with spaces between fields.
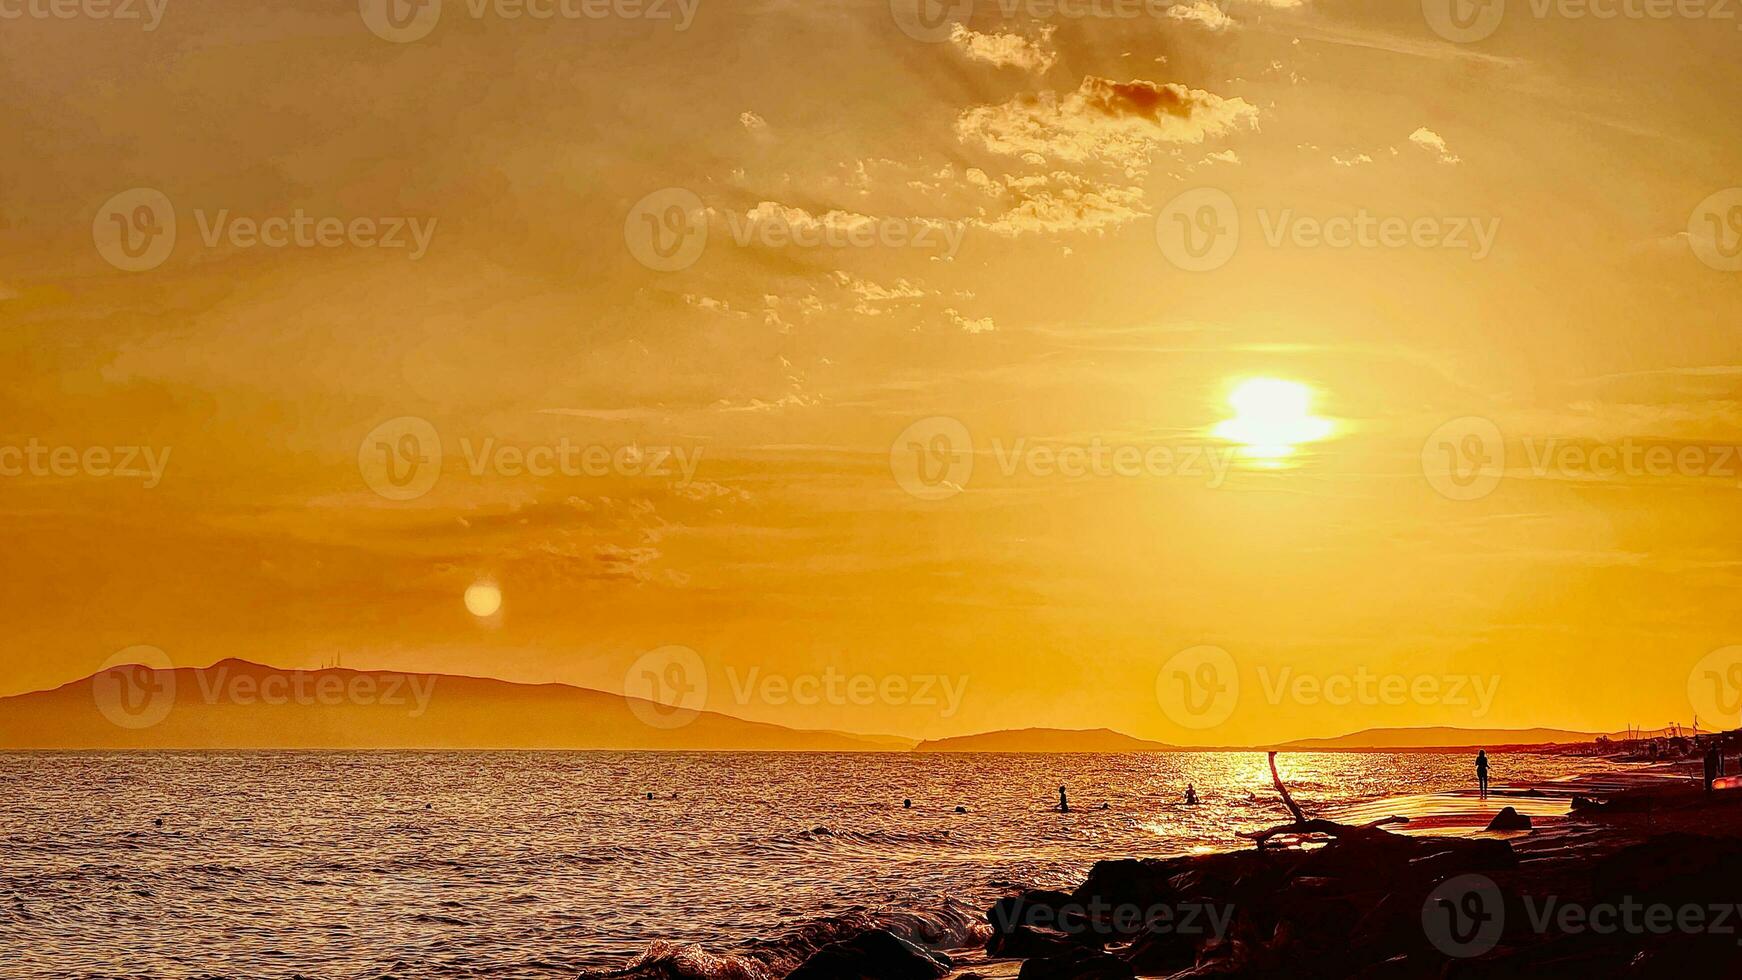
xmin=1058 ymin=785 xmax=1069 ymax=812
xmin=1183 ymin=784 xmax=1198 ymax=806
xmin=1476 ymin=751 xmax=1490 ymax=801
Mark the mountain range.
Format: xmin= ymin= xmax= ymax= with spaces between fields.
xmin=0 ymin=659 xmax=1612 ymax=751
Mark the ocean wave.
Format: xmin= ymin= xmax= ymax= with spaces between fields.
xmin=582 ymin=899 xmax=990 ymax=980
xmin=773 ymin=826 xmax=956 ymax=848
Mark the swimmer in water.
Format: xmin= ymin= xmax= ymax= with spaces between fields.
xmin=1184 ymin=784 xmax=1199 ymax=806
xmin=1058 ymin=785 xmax=1069 ymax=813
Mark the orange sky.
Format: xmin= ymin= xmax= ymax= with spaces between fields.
xmin=3 ymin=0 xmax=1742 ymax=744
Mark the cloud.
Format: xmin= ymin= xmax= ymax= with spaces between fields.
xmin=730 ymin=202 xmax=961 ymax=255
xmin=972 ymin=175 xmax=1148 ymax=236
xmin=740 ymin=110 xmax=769 ymax=133
xmin=1332 ymin=153 xmax=1373 ymax=167
xmin=947 ymin=309 xmax=996 ymax=333
xmin=683 ymin=294 xmax=750 ymax=319
xmin=956 ymin=77 xmax=1258 ymax=177
xmin=1408 ymin=127 xmax=1462 ymax=165
xmin=1170 ymin=0 xmax=1310 ymax=30
xmin=949 ymin=24 xmax=1057 ymax=73
xmin=1167 ymin=0 xmax=1234 ymax=30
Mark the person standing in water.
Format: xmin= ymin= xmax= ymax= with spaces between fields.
xmin=1475 ymin=750 xmax=1490 ymax=800
xmin=1057 ymin=786 xmax=1069 ymax=812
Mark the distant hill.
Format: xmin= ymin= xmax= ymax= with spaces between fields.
xmin=0 ymin=659 xmax=906 ymax=751
xmin=1 ymin=661 xmax=1633 ymax=753
xmin=914 ymin=727 xmax=1178 ymax=753
xmin=1277 ymin=726 xmax=1602 ymax=751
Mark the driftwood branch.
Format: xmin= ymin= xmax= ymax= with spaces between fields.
xmin=1239 ymin=751 xmax=1408 ymax=849
xmin=1268 ymin=750 xmax=1306 ymax=823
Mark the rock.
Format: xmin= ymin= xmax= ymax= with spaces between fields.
xmin=1405 ymin=836 xmax=1517 ymax=878
xmin=1069 ymin=859 xmax=1180 ymax=936
xmin=1122 ymin=920 xmax=1201 ymax=975
xmin=1290 ymin=831 xmax=1417 ymax=880
xmin=1485 ymin=806 xmax=1532 ymax=831
xmin=987 ymin=889 xmax=1074 ymax=936
xmin=986 ymin=924 xmax=1075 ymax=959
xmin=785 ymin=929 xmax=951 ymax=980
xmin=1017 ymin=947 xmax=1135 ymax=980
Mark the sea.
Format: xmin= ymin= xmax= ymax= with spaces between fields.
xmin=0 ymin=750 xmax=1604 ymax=978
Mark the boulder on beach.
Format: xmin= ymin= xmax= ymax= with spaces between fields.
xmin=986 ymin=923 xmax=1076 ymax=959
xmin=1069 ymin=858 xmax=1181 ymax=935
xmin=1405 ymin=835 xmax=1517 ymax=878
xmin=1484 ymin=806 xmax=1532 ymax=831
xmin=986 ymin=889 xmax=1074 ymax=936
xmin=785 ymin=929 xmax=951 ymax=980
xmin=1121 ymin=919 xmax=1202 ymax=975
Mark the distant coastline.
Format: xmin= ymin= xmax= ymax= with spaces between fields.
xmin=0 ymin=658 xmax=1647 ymax=754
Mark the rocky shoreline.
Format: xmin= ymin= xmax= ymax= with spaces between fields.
xmin=779 ymin=767 xmax=1742 ymax=979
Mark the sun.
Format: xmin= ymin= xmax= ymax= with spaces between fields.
xmin=1212 ymin=379 xmax=1334 ymax=461
xmin=464 ymin=581 xmax=502 ymax=618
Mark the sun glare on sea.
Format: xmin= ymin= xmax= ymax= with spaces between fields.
xmin=1212 ymin=378 xmax=1334 ymax=463
xmin=464 ymin=581 xmax=502 ymax=618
